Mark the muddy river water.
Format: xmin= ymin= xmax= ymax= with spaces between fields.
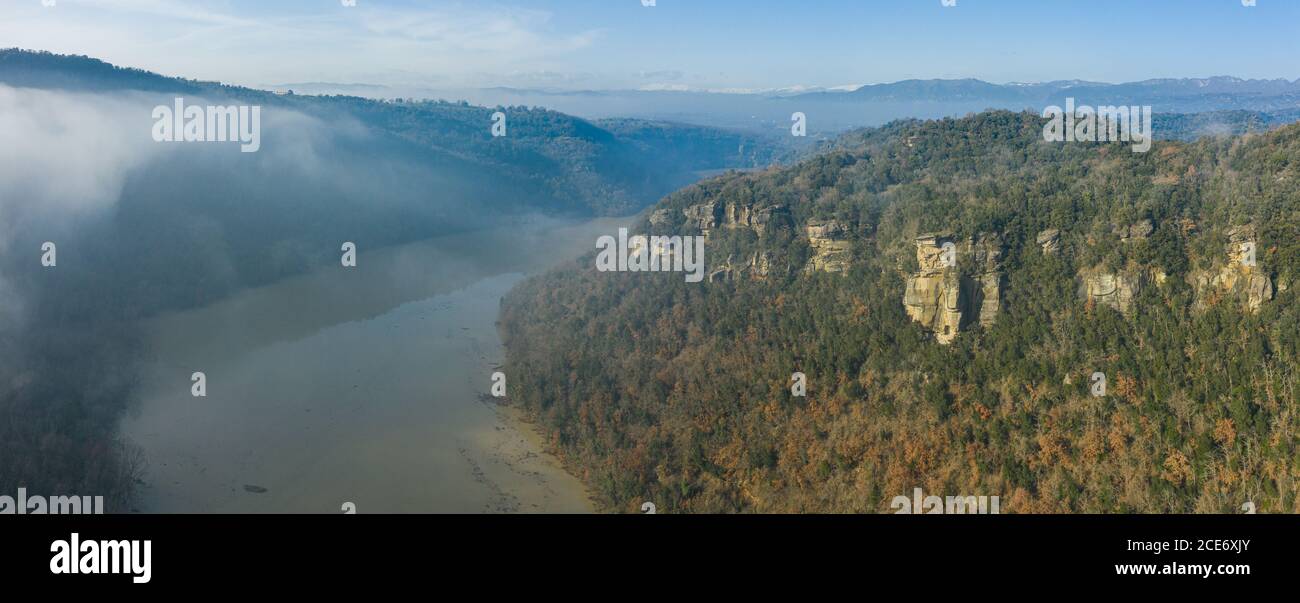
xmin=119 ymin=217 xmax=623 ymax=513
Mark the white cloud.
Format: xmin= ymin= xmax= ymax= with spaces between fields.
xmin=0 ymin=85 xmax=163 ymax=334
xmin=0 ymin=1 xmax=603 ymax=89
xmin=74 ymin=0 xmax=260 ymax=27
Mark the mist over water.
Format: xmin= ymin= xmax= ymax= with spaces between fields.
xmin=0 ymin=69 xmax=654 ymax=508
xmin=120 ymin=217 xmax=624 ymax=513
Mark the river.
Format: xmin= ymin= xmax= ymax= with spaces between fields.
xmin=118 ymin=216 xmax=624 ymax=513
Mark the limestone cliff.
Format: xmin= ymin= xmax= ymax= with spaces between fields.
xmin=724 ymin=202 xmax=788 ymax=236
xmin=683 ymin=201 xmax=723 ymax=236
xmin=970 ymin=233 xmax=1003 ymax=328
xmin=805 ymin=219 xmax=853 ymax=273
xmin=903 ymin=233 xmax=1002 ymax=344
xmin=1078 ymin=265 xmax=1148 ymax=313
xmin=1190 ymin=225 xmax=1274 ymax=313
xmin=676 ymin=199 xmax=793 ymax=282
xmin=683 ymin=200 xmax=789 ymax=238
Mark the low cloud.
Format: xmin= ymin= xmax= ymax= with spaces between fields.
xmin=0 ymin=85 xmax=160 ymax=220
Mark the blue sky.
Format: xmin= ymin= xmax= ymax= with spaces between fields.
xmin=1 ymin=0 xmax=1295 ymax=91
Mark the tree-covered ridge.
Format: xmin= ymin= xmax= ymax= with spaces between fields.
xmin=501 ymin=110 xmax=1300 ymax=513
xmin=0 ymin=49 xmax=785 ymax=216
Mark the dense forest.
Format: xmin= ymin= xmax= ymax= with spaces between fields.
xmin=501 ymin=110 xmax=1300 ymax=513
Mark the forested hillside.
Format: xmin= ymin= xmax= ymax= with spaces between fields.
xmin=0 ymin=50 xmax=784 ymax=509
xmin=501 ymin=110 xmax=1300 ymax=513
xmin=0 ymin=49 xmax=786 ymax=216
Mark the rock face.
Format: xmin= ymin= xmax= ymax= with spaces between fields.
xmin=676 ymin=199 xmax=794 ymax=282
xmin=969 ymin=234 xmax=1003 ymax=327
xmin=903 ymin=233 xmax=1003 ymax=344
xmin=1118 ymin=219 xmax=1154 ymax=243
xmin=1190 ymin=225 xmax=1274 ymax=313
xmin=649 ymin=208 xmax=675 ymax=229
xmin=1036 ymin=229 xmax=1061 ymax=255
xmin=706 ymin=251 xmax=778 ymax=283
xmin=683 ymin=201 xmax=723 ymax=236
xmin=1079 ymin=266 xmax=1147 ymax=313
xmin=975 ymin=272 xmax=1002 ymax=327
xmin=724 ymin=202 xmax=788 ymax=235
xmin=805 ymin=219 xmax=853 ymax=273
xmin=747 ymin=250 xmax=773 ymax=279
xmin=683 ymin=201 xmax=789 ymax=237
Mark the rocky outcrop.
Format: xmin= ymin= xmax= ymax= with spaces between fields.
xmin=649 ymin=208 xmax=675 ymax=229
xmin=683 ymin=201 xmax=723 ymax=236
xmin=1036 ymin=228 xmax=1061 ymax=255
xmin=706 ymin=250 xmax=779 ymax=283
xmin=708 ymin=262 xmax=732 ymax=283
xmin=724 ymin=202 xmax=788 ymax=236
xmin=969 ymin=234 xmax=1003 ymax=327
xmin=903 ymin=233 xmax=1003 ymax=344
xmin=1190 ymin=225 xmax=1273 ymax=313
xmin=904 ymin=270 xmax=962 ymax=343
xmin=1117 ymin=219 xmax=1154 ymax=243
xmin=747 ymin=250 xmax=773 ymax=279
xmin=683 ymin=201 xmax=789 ymax=238
xmin=805 ymin=219 xmax=853 ymax=273
xmin=975 ymin=272 xmax=1002 ymax=327
xmin=1079 ymin=265 xmax=1148 ymax=313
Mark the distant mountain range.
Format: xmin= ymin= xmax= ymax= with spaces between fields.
xmin=263 ymin=76 xmax=1300 ymax=135
xmin=795 ymin=76 xmax=1300 ymax=112
xmin=288 ymin=76 xmax=1300 ymax=104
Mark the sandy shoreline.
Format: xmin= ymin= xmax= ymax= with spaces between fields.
xmin=490 ymin=401 xmax=597 ymax=513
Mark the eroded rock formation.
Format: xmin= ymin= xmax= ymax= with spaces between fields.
xmin=903 ymin=233 xmax=1003 ymax=344
xmin=1117 ymin=219 xmax=1154 ymax=243
xmin=649 ymin=208 xmax=674 ymax=229
xmin=683 ymin=201 xmax=723 ymax=236
xmin=1078 ymin=265 xmax=1148 ymax=313
xmin=805 ymin=219 xmax=853 ymax=273
xmin=706 ymin=251 xmax=778 ymax=283
xmin=683 ymin=201 xmax=789 ymax=238
xmin=1036 ymin=228 xmax=1061 ymax=255
xmin=1190 ymin=225 xmax=1273 ymax=313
